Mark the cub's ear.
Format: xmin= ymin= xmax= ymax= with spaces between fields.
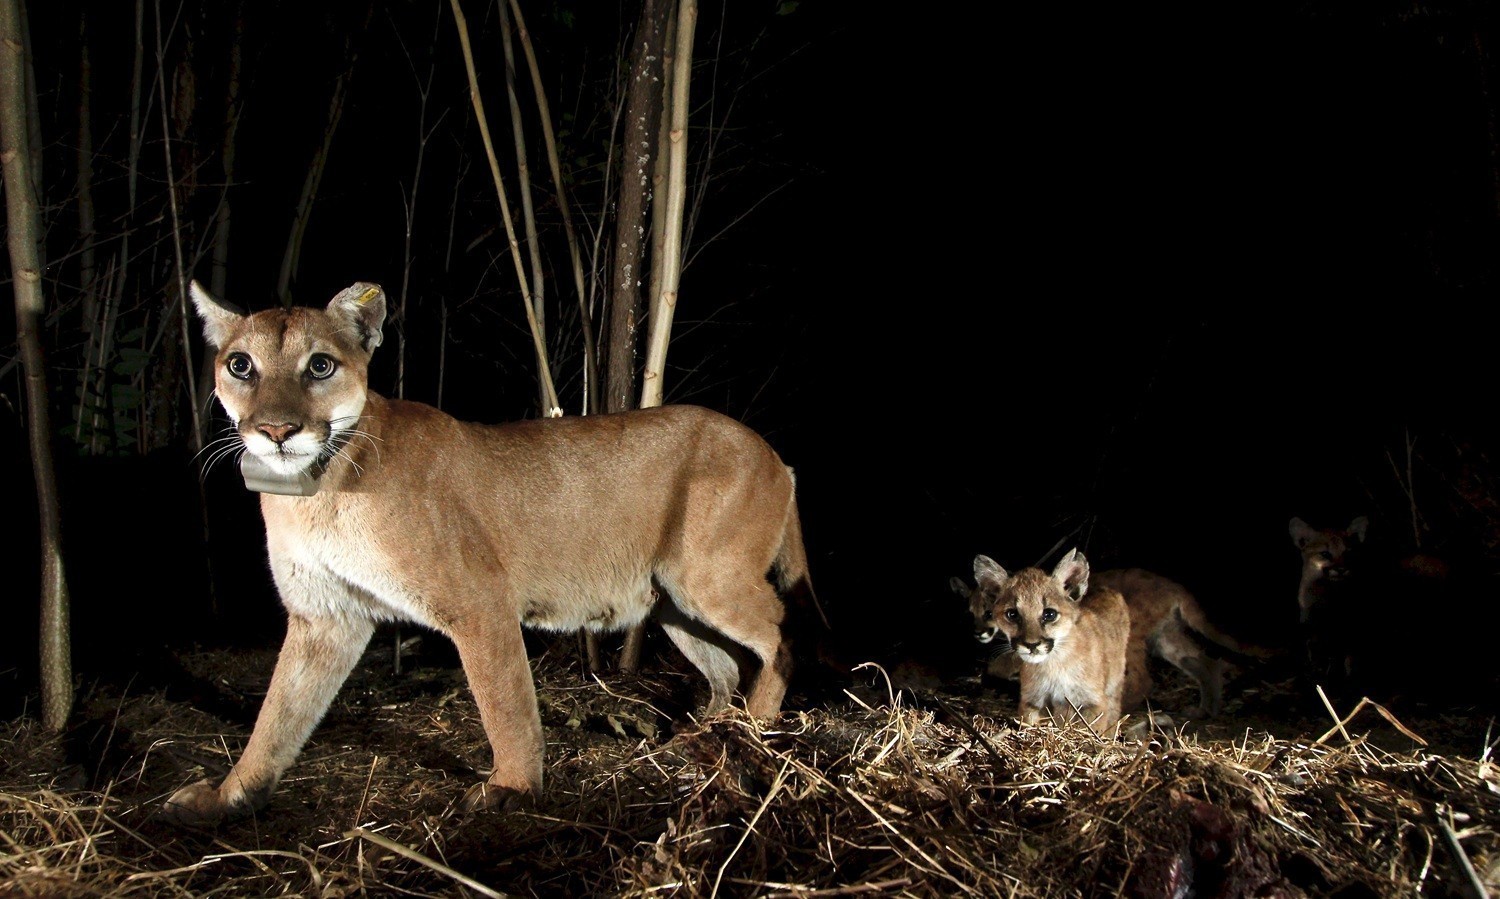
xmin=1347 ymin=516 xmax=1369 ymax=542
xmin=189 ymin=280 xmax=245 ymax=350
xmin=1052 ymin=548 xmax=1090 ymax=601
xmin=973 ymin=555 xmax=1009 ymax=588
xmin=949 ymin=576 xmax=972 ymax=601
xmin=1289 ymin=517 xmax=1316 ymax=549
xmin=327 ymin=282 xmax=387 ymax=354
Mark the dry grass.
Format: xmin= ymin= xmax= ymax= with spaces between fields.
xmin=2 ymin=649 xmax=1498 ymax=898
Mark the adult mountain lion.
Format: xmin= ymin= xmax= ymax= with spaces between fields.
xmin=163 ymin=281 xmax=817 ymax=826
xmin=960 ymin=563 xmax=1259 ymax=718
xmin=969 ymin=550 xmax=1130 ymax=735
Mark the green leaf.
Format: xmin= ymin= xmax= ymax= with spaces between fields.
xmin=115 ymin=347 xmax=152 ymax=376
xmin=777 ymin=1 xmax=799 ymax=15
xmin=112 ymin=384 xmax=143 ymax=408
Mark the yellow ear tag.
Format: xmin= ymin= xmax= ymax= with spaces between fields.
xmin=356 ymin=287 xmax=381 ymax=306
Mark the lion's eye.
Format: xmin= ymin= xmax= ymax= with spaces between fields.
xmin=1041 ymin=609 xmax=1058 ymax=623
xmin=1004 ymin=609 xmax=1019 ymax=622
xmin=1316 ymin=551 xmax=1332 ymax=561
xmin=226 ymin=353 xmax=254 ymax=380
xmin=307 ymin=354 xmax=337 ymax=380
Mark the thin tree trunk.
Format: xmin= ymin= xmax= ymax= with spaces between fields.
xmin=155 ymin=0 xmax=203 ymax=453
xmin=507 ymin=0 xmax=597 ymax=415
xmin=92 ymin=263 xmax=121 ymax=454
xmin=497 ymin=0 xmax=548 ymax=414
xmin=638 ymin=0 xmax=695 ymax=411
xmin=101 ymin=0 xmax=144 ymax=455
xmin=75 ymin=255 xmax=111 ymax=449
xmin=16 ymin=0 xmax=39 ymax=211
xmin=606 ymin=0 xmax=670 ymax=417
xmin=198 ymin=6 xmax=242 ymax=451
xmin=73 ymin=14 xmax=100 ymax=447
xmin=397 ymin=55 xmax=439 ymax=402
xmin=128 ymin=0 xmax=144 ymax=215
xmin=210 ymin=6 xmax=242 ymax=299
xmin=76 ymin=14 xmax=97 ymax=325
xmin=599 ymin=0 xmax=670 ymax=675
xmin=278 ymin=61 xmax=353 ymax=307
xmin=621 ymin=1 xmax=693 ymax=675
xmin=449 ymin=0 xmax=560 ymax=415
xmin=2 ymin=0 xmax=73 ymax=732
xmin=646 ymin=11 xmax=677 ymax=333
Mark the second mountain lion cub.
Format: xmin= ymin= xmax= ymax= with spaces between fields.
xmin=960 ymin=565 xmax=1260 ymax=718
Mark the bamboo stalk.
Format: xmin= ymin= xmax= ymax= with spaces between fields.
xmin=645 ymin=10 xmax=677 ymax=348
xmin=507 ymin=0 xmax=598 ymax=415
xmin=498 ymin=0 xmax=548 ymax=414
xmin=449 ymin=0 xmax=560 ymax=416
xmin=640 ymin=0 xmax=695 ymax=409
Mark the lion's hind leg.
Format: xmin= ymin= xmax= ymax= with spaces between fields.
xmin=1153 ymin=620 xmax=1226 ymax=718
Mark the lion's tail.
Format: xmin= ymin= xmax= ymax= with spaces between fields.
xmin=774 ymin=493 xmax=828 ymax=630
xmin=1175 ymin=598 xmax=1276 ymax=660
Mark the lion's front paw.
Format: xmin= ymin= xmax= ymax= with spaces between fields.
xmin=160 ymin=779 xmax=231 ymax=828
xmin=459 ymin=781 xmax=535 ymax=814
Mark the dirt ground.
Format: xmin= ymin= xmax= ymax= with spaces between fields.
xmin=2 ymin=632 xmax=1498 ymax=898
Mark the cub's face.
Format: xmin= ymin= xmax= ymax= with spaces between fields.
xmin=1289 ymin=516 xmax=1367 ymax=618
xmin=969 ymin=551 xmax=1090 ymax=663
xmin=192 ymin=282 xmax=386 ymax=477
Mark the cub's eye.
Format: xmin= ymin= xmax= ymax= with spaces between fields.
xmin=307 ymin=354 xmax=338 ymax=380
xmin=1004 ymin=609 xmax=1019 ymax=622
xmin=1041 ymin=608 xmax=1058 ymax=623
xmin=226 ymin=353 xmax=254 ymax=380
xmin=1316 ymin=551 xmax=1333 ymax=561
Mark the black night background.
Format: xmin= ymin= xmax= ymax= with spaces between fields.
xmin=3 ymin=1 xmax=1499 ymax=895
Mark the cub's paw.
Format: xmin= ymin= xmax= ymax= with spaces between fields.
xmin=460 ymin=781 xmax=536 ymax=814
xmin=160 ymin=779 xmax=230 ymax=828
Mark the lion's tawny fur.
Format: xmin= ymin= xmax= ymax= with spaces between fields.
xmin=163 ymin=282 xmax=815 ymax=826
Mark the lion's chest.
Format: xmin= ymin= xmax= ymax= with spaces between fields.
xmin=1023 ymin=647 xmax=1107 ymax=711
xmin=262 ymin=495 xmax=441 ymax=625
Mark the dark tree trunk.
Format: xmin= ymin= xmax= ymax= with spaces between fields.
xmin=2 ymin=0 xmax=73 ymax=732
xmin=605 ymin=0 xmax=671 ymax=416
xmin=597 ymin=0 xmax=672 ymax=674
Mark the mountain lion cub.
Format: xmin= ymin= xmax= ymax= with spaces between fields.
xmin=163 ymin=282 xmax=816 ymax=826
xmin=969 ymin=550 xmax=1129 ymax=735
xmin=1288 ymin=515 xmax=1453 ymax=695
xmin=961 ymin=565 xmax=1256 ymax=718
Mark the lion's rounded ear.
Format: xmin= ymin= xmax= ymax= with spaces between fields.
xmin=1289 ymin=517 xmax=1315 ymax=549
xmin=949 ymin=576 xmax=972 ymax=601
xmin=190 ymin=280 xmax=245 ymax=350
xmin=328 ymin=282 xmax=387 ymax=354
xmin=1052 ymin=548 xmax=1089 ymax=601
xmin=973 ymin=554 xmax=1009 ymax=588
xmin=1348 ymin=516 xmax=1369 ymax=543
